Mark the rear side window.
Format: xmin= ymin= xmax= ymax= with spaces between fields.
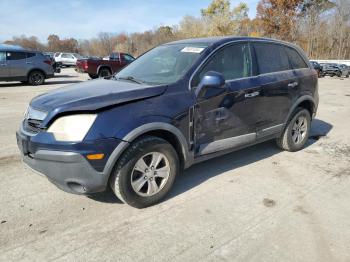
xmin=26 ymin=52 xmax=36 ymax=58
xmin=284 ymin=47 xmax=308 ymax=69
xmin=253 ymin=43 xmax=290 ymax=74
xmin=192 ymin=43 xmax=252 ymax=86
xmin=7 ymin=52 xmax=26 ymax=60
xmin=61 ymin=53 xmax=74 ymax=58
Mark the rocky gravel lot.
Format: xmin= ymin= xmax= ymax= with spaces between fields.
xmin=0 ymin=69 xmax=349 ymax=261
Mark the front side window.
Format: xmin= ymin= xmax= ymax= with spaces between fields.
xmin=284 ymin=47 xmax=308 ymax=69
xmin=0 ymin=52 xmax=6 ymax=62
xmin=192 ymin=43 xmax=252 ymax=87
xmin=7 ymin=51 xmax=26 ymax=60
xmin=254 ymin=43 xmax=290 ymax=74
xmin=116 ymin=44 xmax=207 ymax=85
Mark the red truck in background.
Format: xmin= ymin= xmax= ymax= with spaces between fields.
xmin=76 ymin=52 xmax=135 ymax=79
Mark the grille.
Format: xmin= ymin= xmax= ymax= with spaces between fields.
xmin=23 ymin=118 xmax=43 ymax=134
xmin=22 ymin=106 xmax=47 ymax=134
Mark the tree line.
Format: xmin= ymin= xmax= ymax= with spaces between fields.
xmin=3 ymin=0 xmax=350 ymax=59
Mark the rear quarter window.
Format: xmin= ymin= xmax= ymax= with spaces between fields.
xmin=26 ymin=52 xmax=36 ymax=58
xmin=253 ymin=43 xmax=290 ymax=74
xmin=284 ymin=47 xmax=308 ymax=69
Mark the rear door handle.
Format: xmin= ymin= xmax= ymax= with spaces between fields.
xmin=26 ymin=62 xmax=32 ymax=64
xmin=288 ymin=81 xmax=298 ymax=88
xmin=245 ymin=91 xmax=260 ymax=98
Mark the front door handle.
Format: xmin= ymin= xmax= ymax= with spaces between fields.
xmin=288 ymin=81 xmax=298 ymax=88
xmin=0 ymin=64 xmax=6 ymax=66
xmin=245 ymin=91 xmax=260 ymax=98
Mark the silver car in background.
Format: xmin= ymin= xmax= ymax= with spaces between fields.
xmin=54 ymin=52 xmax=82 ymax=66
xmin=0 ymin=44 xmax=54 ymax=85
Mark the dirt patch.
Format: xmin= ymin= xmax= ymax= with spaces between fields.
xmin=333 ymin=169 xmax=350 ymax=178
xmin=294 ymin=205 xmax=309 ymax=215
xmin=0 ymin=154 xmax=21 ymax=166
xmin=263 ymin=198 xmax=276 ymax=207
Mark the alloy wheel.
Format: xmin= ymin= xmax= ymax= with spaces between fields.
xmin=131 ymin=152 xmax=170 ymax=197
xmin=291 ymin=115 xmax=307 ymax=144
xmin=31 ymin=72 xmax=43 ymax=84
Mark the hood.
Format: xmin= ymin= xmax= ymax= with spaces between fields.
xmin=30 ymin=78 xmax=166 ymax=118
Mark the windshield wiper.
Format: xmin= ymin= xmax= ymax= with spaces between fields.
xmin=117 ymin=76 xmax=144 ymax=84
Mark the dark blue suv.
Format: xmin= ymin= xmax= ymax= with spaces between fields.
xmin=16 ymin=37 xmax=318 ymax=208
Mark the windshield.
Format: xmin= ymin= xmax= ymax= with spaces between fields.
xmin=115 ymin=44 xmax=207 ymax=85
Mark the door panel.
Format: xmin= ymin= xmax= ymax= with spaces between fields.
xmin=252 ymin=43 xmax=296 ymax=132
xmin=193 ymin=42 xmax=262 ymax=156
xmin=256 ymin=71 xmax=297 ymax=129
xmin=7 ymin=51 xmax=28 ymax=77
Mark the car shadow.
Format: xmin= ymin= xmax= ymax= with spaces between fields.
xmin=88 ymin=118 xmax=333 ymax=205
xmin=44 ymin=80 xmax=83 ymax=85
xmin=52 ymin=74 xmax=76 ymax=78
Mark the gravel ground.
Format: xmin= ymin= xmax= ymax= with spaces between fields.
xmin=0 ymin=68 xmax=349 ymax=262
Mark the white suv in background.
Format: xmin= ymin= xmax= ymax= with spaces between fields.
xmin=54 ymin=53 xmax=81 ymax=66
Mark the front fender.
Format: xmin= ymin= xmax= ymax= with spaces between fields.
xmin=102 ymin=121 xmax=192 ymax=179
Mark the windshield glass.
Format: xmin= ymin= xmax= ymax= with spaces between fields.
xmin=115 ymin=44 xmax=207 ymax=85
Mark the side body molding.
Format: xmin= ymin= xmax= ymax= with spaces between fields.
xmin=103 ymin=122 xmax=192 ymax=178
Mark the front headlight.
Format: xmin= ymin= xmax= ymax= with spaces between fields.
xmin=47 ymin=114 xmax=97 ymax=142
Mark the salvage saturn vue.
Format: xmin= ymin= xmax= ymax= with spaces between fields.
xmin=16 ymin=36 xmax=319 ymax=208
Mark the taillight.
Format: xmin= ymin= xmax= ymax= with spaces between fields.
xmin=84 ymin=61 xmax=88 ymax=69
xmin=44 ymin=60 xmax=52 ymax=66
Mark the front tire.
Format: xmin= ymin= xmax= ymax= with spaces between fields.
xmin=28 ymin=70 xmax=45 ymax=86
xmin=276 ymin=108 xmax=311 ymax=152
xmin=110 ymin=136 xmax=179 ymax=208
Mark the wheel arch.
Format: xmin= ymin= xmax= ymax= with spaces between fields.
xmin=27 ymin=68 xmax=47 ymax=79
xmin=103 ymin=122 xmax=191 ymax=181
xmin=97 ymin=65 xmax=112 ymax=75
xmin=284 ymin=95 xmax=316 ymax=126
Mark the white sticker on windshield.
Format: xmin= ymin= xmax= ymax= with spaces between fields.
xmin=181 ymin=47 xmax=205 ymax=53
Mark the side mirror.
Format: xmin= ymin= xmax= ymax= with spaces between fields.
xmin=195 ymin=71 xmax=226 ymax=99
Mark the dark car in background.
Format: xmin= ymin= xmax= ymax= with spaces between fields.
xmin=76 ymin=52 xmax=135 ymax=79
xmin=16 ymin=37 xmax=318 ymax=208
xmin=310 ymin=61 xmax=324 ymax=78
xmin=321 ymin=63 xmax=342 ymax=77
xmin=0 ymin=44 xmax=54 ymax=85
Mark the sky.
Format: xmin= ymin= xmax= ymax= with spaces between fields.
xmin=0 ymin=0 xmax=259 ymax=43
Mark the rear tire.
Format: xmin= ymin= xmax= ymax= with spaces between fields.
xmin=276 ymin=108 xmax=311 ymax=152
xmin=98 ymin=68 xmax=111 ymax=78
xmin=28 ymin=70 xmax=45 ymax=86
xmin=110 ymin=136 xmax=179 ymax=208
